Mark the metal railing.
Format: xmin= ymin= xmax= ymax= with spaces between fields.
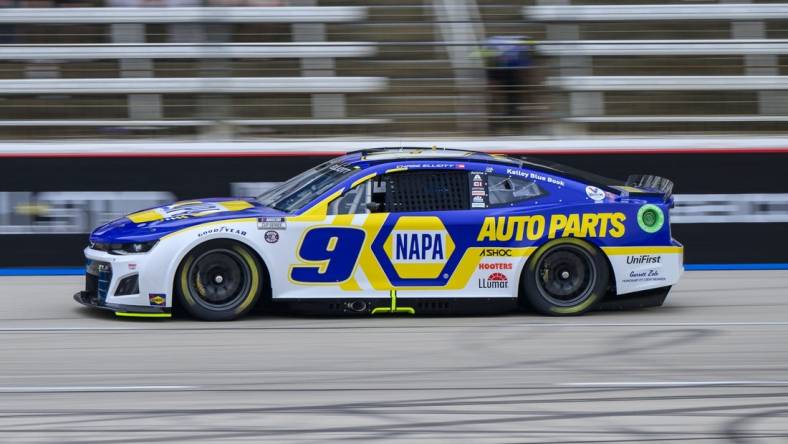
xmin=524 ymin=3 xmax=788 ymax=22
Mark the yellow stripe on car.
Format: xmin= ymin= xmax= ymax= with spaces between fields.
xmin=128 ymin=209 xmax=163 ymax=223
xmin=220 ymin=200 xmax=255 ymax=211
xmin=233 ymin=245 xmax=260 ymax=314
xmin=602 ymin=246 xmax=683 ymax=255
xmin=161 ymin=218 xmax=258 ymax=239
xmin=289 ymin=189 xmax=344 ymax=221
xmin=351 ymin=173 xmax=377 ymax=189
xmin=115 ymin=312 xmax=171 ymax=318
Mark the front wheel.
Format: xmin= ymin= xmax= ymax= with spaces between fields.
xmin=521 ymin=238 xmax=609 ymax=316
xmin=176 ymin=240 xmax=263 ymax=321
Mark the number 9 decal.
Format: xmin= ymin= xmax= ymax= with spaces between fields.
xmin=289 ymin=226 xmax=366 ymax=284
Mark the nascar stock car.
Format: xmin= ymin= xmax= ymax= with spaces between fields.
xmin=74 ymin=147 xmax=683 ymax=320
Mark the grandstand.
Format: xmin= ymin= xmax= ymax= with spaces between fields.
xmin=0 ymin=1 xmax=786 ymax=139
xmin=527 ymin=1 xmax=788 ymax=134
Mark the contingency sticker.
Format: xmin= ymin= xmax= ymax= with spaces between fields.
xmin=258 ymin=217 xmax=287 ymax=230
xmin=470 ymin=172 xmax=488 ymax=208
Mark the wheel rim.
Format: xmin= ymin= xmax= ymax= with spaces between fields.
xmin=535 ymin=244 xmax=597 ymax=307
xmin=187 ymin=248 xmax=252 ymax=310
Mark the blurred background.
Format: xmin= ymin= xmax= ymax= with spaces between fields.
xmin=0 ymin=0 xmax=787 ymax=267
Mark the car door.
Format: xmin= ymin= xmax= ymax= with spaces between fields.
xmin=319 ymin=167 xmax=480 ymax=294
xmin=280 ymin=165 xmax=546 ymax=299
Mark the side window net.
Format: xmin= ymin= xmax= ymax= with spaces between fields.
xmin=488 ymin=175 xmax=543 ymax=206
xmin=328 ymin=181 xmax=370 ymax=215
xmin=386 ymin=171 xmax=469 ymax=212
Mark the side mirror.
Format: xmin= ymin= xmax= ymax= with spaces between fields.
xmin=366 ymin=202 xmax=382 ymax=213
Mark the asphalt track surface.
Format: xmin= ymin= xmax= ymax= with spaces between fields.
xmin=1 ymin=271 xmax=787 ymax=443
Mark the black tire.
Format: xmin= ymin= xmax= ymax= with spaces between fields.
xmin=521 ymin=238 xmax=609 ymax=316
xmin=176 ymin=240 xmax=263 ymax=321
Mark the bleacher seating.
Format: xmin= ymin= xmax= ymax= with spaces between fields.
xmin=525 ymin=3 xmax=788 ymax=134
xmin=0 ymin=6 xmax=367 ymax=24
xmin=524 ymin=4 xmax=788 ymax=22
xmin=0 ymin=6 xmax=386 ymax=136
xmin=0 ymin=43 xmax=376 ymax=60
xmin=9 ymin=1 xmax=788 ymax=138
xmin=537 ymin=40 xmax=788 ymax=57
xmin=0 ymin=77 xmax=386 ymax=95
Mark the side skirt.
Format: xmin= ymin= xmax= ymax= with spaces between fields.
xmin=597 ymin=286 xmax=671 ymax=311
xmin=270 ymin=297 xmax=520 ymax=316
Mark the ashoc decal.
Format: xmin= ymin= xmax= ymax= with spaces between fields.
xmin=479 ymin=248 xmax=512 ymax=257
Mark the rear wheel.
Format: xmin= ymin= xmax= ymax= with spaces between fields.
xmin=521 ymin=238 xmax=609 ymax=316
xmin=176 ymin=240 xmax=262 ymax=321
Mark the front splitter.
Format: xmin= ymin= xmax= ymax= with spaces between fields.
xmin=73 ymin=291 xmax=171 ymax=318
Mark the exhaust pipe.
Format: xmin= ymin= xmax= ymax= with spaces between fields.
xmin=347 ymin=300 xmax=367 ymax=312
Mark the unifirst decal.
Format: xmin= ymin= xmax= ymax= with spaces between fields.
xmin=477 ymin=213 xmax=626 ymax=241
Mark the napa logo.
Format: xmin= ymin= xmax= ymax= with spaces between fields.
xmin=394 ymin=232 xmax=445 ymax=262
xmin=383 ymin=216 xmax=455 ymax=279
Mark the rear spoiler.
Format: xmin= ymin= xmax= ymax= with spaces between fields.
xmin=613 ymin=175 xmax=674 ymax=201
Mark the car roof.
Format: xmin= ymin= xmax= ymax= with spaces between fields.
xmin=345 ymin=147 xmax=522 ymax=166
xmin=342 ymin=147 xmax=623 ymax=188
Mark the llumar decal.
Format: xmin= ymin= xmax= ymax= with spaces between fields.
xmin=477 ymin=213 xmax=626 ymax=241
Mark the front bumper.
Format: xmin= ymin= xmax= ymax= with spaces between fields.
xmin=73 ymin=290 xmax=170 ymax=317
xmin=76 ymin=246 xmax=173 ymax=316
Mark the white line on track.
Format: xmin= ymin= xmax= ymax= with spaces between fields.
xmin=561 ymin=381 xmax=788 ymax=387
xmin=0 ymin=385 xmax=196 ymax=392
xmin=3 ymin=321 xmax=788 ymax=332
xmin=0 ymin=327 xmax=146 ymax=332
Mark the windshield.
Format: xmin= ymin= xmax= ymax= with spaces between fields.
xmin=257 ymin=160 xmax=357 ymax=213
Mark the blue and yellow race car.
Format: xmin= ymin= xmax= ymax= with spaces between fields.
xmin=74 ymin=147 xmax=683 ymax=320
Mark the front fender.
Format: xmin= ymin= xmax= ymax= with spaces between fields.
xmin=141 ymin=218 xmax=268 ymax=307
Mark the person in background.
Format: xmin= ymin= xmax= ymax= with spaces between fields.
xmin=0 ymin=0 xmax=19 ymax=45
xmin=479 ymin=35 xmax=534 ymax=133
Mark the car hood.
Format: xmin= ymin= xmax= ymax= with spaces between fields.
xmin=90 ymin=197 xmax=286 ymax=243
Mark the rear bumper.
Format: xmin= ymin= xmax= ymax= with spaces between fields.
xmin=605 ymin=243 xmax=683 ymax=295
